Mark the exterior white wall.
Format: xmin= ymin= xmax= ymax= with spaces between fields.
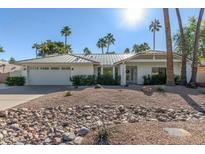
xmin=120 ymin=64 xmax=126 ymax=86
xmin=128 ymin=62 xmax=190 ymax=84
xmin=71 ymin=64 xmax=94 ymax=76
xmin=197 ymin=66 xmax=205 ymax=83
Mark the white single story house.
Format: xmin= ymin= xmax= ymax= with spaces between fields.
xmin=17 ymin=51 xmax=192 ymax=86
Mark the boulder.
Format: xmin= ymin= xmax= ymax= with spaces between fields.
xmin=0 ymin=110 xmax=8 ymax=117
xmin=78 ymin=127 xmax=89 ymax=136
xmin=10 ymin=123 xmax=21 ymax=131
xmin=73 ymin=136 xmax=83 ymax=145
xmin=62 ymin=132 xmax=75 ymax=141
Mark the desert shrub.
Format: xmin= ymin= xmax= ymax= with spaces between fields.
xmin=95 ymin=126 xmax=110 ymax=145
xmin=64 ymin=91 xmax=72 ymax=97
xmin=5 ymin=76 xmax=25 ymax=86
xmin=156 ymin=86 xmax=165 ymax=92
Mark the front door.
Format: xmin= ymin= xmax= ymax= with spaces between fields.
xmin=126 ymin=67 xmax=137 ymax=84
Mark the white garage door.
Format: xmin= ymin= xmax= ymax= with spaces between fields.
xmin=28 ymin=68 xmax=71 ymax=85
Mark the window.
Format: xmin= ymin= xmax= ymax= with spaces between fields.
xmin=40 ymin=67 xmax=49 ymax=70
xmin=103 ymin=67 xmax=112 ymax=76
xmin=51 ymin=67 xmax=60 ymax=70
xmin=152 ymin=67 xmax=166 ymax=76
xmin=61 ymin=67 xmax=70 ymax=70
xmin=29 ymin=66 xmax=39 ymax=70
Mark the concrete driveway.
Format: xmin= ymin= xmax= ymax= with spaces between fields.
xmin=0 ymin=86 xmax=69 ymax=110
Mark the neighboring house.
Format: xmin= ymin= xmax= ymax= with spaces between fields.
xmin=17 ymin=50 xmax=192 ymax=86
xmin=0 ymin=61 xmax=25 ymax=83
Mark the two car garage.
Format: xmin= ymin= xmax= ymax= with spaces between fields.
xmin=28 ymin=66 xmax=72 ymax=85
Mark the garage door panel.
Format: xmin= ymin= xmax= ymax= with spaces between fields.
xmin=29 ymin=70 xmax=71 ymax=85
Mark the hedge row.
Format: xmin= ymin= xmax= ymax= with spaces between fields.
xmin=70 ymin=74 xmax=120 ymax=86
xmin=6 ymin=77 xmax=25 ymax=86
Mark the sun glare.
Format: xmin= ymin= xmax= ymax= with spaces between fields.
xmin=121 ymin=8 xmax=146 ymax=28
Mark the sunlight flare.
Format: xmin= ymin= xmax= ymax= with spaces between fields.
xmin=121 ymin=8 xmax=146 ymax=28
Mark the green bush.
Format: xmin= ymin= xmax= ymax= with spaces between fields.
xmin=96 ymin=74 xmax=120 ymax=85
xmin=156 ymin=86 xmax=165 ymax=92
xmin=143 ymin=74 xmax=182 ymax=85
xmin=174 ymin=75 xmax=181 ymax=85
xmin=143 ymin=74 xmax=166 ymax=85
xmin=6 ymin=76 xmax=25 ymax=86
xmin=70 ymin=75 xmax=95 ymax=86
xmin=70 ymin=75 xmax=120 ymax=86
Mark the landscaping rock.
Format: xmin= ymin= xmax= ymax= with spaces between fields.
xmin=10 ymin=124 xmax=21 ymax=131
xmin=94 ymin=84 xmax=103 ymax=89
xmin=0 ymin=133 xmax=3 ymax=140
xmin=128 ymin=116 xmax=137 ymax=123
xmin=78 ymin=127 xmax=89 ymax=136
xmin=118 ymin=105 xmax=125 ymax=112
xmin=73 ymin=136 xmax=83 ymax=145
xmin=163 ymin=128 xmax=191 ymax=137
xmin=62 ymin=132 xmax=75 ymax=141
xmin=0 ymin=105 xmax=204 ymax=145
xmin=0 ymin=111 xmax=8 ymax=117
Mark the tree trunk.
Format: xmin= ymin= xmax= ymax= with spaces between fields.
xmin=36 ymin=49 xmax=38 ymax=58
xmin=175 ymin=8 xmax=187 ymax=85
xmin=190 ymin=8 xmax=204 ymax=84
xmin=153 ymin=30 xmax=156 ymax=51
xmin=163 ymin=8 xmax=175 ymax=85
xmin=107 ymin=44 xmax=110 ymax=53
xmin=102 ymin=48 xmax=104 ymax=54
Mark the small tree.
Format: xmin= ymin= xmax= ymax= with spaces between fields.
xmin=9 ymin=57 xmax=16 ymax=64
xmin=124 ymin=48 xmax=130 ymax=54
xmin=83 ymin=47 xmax=91 ymax=55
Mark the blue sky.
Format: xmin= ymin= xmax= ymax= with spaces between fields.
xmin=0 ymin=8 xmax=203 ymax=60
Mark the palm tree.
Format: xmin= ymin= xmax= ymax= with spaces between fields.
xmin=104 ymin=33 xmax=115 ymax=53
xmin=32 ymin=43 xmax=40 ymax=58
xmin=132 ymin=42 xmax=150 ymax=53
xmin=149 ymin=19 xmax=162 ymax=51
xmin=97 ymin=38 xmax=107 ymax=54
xmin=0 ymin=46 xmax=4 ymax=53
xmin=83 ymin=47 xmax=91 ymax=55
xmin=163 ymin=8 xmax=175 ymax=85
xmin=124 ymin=48 xmax=130 ymax=54
xmin=190 ymin=8 xmax=204 ymax=85
xmin=61 ymin=26 xmax=71 ymax=47
xmin=175 ymin=8 xmax=187 ymax=85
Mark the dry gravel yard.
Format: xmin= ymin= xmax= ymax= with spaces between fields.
xmin=1 ymin=85 xmax=205 ymax=145
xmin=83 ymin=121 xmax=205 ymax=145
xmin=17 ymin=85 xmax=205 ymax=112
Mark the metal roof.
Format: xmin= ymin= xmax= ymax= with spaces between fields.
xmin=17 ymin=54 xmax=99 ymax=65
xmin=17 ymin=51 xmax=188 ymax=66
xmin=77 ymin=53 xmax=135 ymax=66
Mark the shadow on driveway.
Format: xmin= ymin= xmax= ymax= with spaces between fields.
xmin=0 ymin=85 xmax=71 ymax=95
